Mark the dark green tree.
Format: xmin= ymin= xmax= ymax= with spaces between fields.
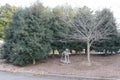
xmin=93 ymin=33 xmax=119 ymax=54
xmin=3 ymin=3 xmax=53 ymax=66
xmin=93 ymin=9 xmax=118 ymax=54
xmin=51 ymin=5 xmax=78 ymax=53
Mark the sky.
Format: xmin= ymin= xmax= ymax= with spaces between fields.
xmin=0 ymin=0 xmax=120 ymax=26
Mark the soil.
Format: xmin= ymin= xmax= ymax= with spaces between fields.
xmin=0 ymin=54 xmax=120 ymax=78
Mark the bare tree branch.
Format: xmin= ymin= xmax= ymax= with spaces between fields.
xmin=64 ymin=9 xmax=116 ymax=63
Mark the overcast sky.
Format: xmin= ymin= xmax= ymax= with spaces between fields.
xmin=0 ymin=0 xmax=120 ymax=25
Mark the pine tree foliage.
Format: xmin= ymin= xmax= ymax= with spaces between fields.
xmin=3 ymin=3 xmax=53 ymax=66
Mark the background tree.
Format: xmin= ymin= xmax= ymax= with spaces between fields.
xmin=0 ymin=4 xmax=17 ymax=39
xmin=66 ymin=8 xmax=117 ymax=63
xmin=51 ymin=5 xmax=76 ymax=53
xmin=53 ymin=4 xmax=76 ymax=20
xmin=93 ymin=32 xmax=119 ymax=54
xmin=93 ymin=9 xmax=118 ymax=54
xmin=49 ymin=15 xmax=69 ymax=54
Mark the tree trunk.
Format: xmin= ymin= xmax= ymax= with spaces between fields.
xmin=33 ymin=59 xmax=36 ymax=64
xmin=87 ymin=41 xmax=91 ymax=63
xmin=52 ymin=50 xmax=55 ymax=58
xmin=29 ymin=53 xmax=36 ymax=65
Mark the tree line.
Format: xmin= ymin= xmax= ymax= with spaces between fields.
xmin=0 ymin=2 xmax=120 ymax=66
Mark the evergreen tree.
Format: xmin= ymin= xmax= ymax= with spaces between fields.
xmin=0 ymin=4 xmax=17 ymax=39
xmin=3 ymin=3 xmax=53 ymax=66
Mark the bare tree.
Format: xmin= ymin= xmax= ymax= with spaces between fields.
xmin=66 ymin=9 xmax=116 ymax=63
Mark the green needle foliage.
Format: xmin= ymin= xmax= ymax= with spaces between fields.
xmin=3 ymin=3 xmax=53 ymax=66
